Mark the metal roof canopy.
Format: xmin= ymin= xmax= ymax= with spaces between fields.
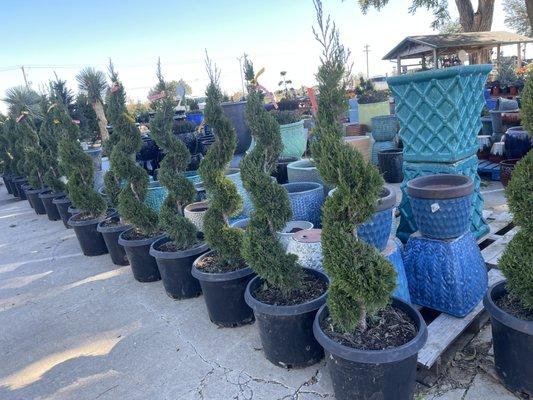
xmin=383 ymin=31 xmax=533 ymax=61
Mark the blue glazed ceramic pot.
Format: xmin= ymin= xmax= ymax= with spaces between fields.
xmin=356 ymin=186 xmax=396 ymax=251
xmin=282 ymin=182 xmax=324 ymax=227
xmin=370 ymin=115 xmax=398 ymax=141
xmin=407 ymin=174 xmax=474 ymax=239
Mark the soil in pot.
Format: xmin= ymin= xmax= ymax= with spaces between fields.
xmin=97 ymin=217 xmax=131 ymax=266
xmin=39 ymin=191 xmax=63 ymax=221
xmin=119 ymin=228 xmax=163 ymax=282
xmin=68 ymin=212 xmax=108 ymax=256
xmin=192 ymin=251 xmax=256 ymax=327
xmin=245 ymin=268 xmax=329 ymax=368
xmin=313 ymin=299 xmax=427 ymax=400
xmin=484 ymin=282 xmax=533 ymax=395
xmin=149 ymin=236 xmax=208 ymax=299
xmin=53 ymin=196 xmax=72 ymax=229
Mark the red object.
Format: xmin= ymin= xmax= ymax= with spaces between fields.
xmin=307 ymin=87 xmax=318 ymax=115
xmin=147 ymin=91 xmax=165 ymax=101
xmin=256 ymin=83 xmax=278 ymax=109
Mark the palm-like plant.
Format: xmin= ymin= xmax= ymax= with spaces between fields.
xmin=3 ymin=86 xmax=42 ymax=119
xmin=76 ymin=67 xmax=109 ymax=142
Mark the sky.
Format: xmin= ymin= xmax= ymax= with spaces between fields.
xmin=0 ymin=0 xmax=528 ymax=113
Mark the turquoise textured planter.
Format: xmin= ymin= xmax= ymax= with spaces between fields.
xmin=388 ymin=65 xmax=492 ymax=163
xmin=397 ymin=155 xmax=488 ymax=242
xmin=383 ymin=239 xmax=411 ymax=303
xmin=279 ymin=120 xmax=307 ymax=158
xmin=144 ymin=181 xmax=168 ymax=212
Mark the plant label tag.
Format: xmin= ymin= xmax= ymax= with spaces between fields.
xmin=431 ymin=202 xmax=440 ymax=213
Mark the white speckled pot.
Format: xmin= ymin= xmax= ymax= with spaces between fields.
xmin=286 ymin=229 xmax=323 ymax=272
xmin=184 ymin=201 xmax=209 ymax=232
xmin=276 ymin=221 xmax=314 ymax=251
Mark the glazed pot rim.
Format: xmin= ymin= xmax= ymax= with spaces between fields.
xmin=388 ymin=64 xmax=492 ymax=86
xmin=118 ymin=227 xmax=165 ymax=247
xmin=230 ymin=218 xmax=250 ymax=229
xmin=26 ymin=187 xmax=50 ymax=195
xmin=68 ymin=212 xmax=106 ymax=227
xmin=377 ymin=186 xmax=397 ymax=211
xmin=407 ymin=174 xmax=474 ymax=199
xmin=97 ymin=217 xmax=132 ymax=234
xmin=191 ymin=250 xmax=255 ymax=281
xmin=313 ymin=299 xmax=428 ymax=364
xmin=277 ymin=156 xmax=300 ymax=164
xmin=184 ymin=201 xmax=209 ymax=213
xmin=149 ymin=236 xmax=208 ymax=259
xmin=286 ymin=158 xmax=316 ymax=170
xmin=277 ymin=220 xmax=314 ymax=236
xmin=279 ymin=119 xmax=304 ymax=128
xmin=282 ymin=181 xmax=323 ymax=194
xmin=483 ymin=280 xmax=533 ymax=335
xmin=244 ymin=268 xmax=329 ymax=316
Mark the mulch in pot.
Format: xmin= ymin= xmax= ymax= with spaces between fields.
xmin=195 ymin=251 xmax=247 ymax=274
xmin=495 ymin=293 xmax=533 ymax=321
xmin=122 ymin=228 xmax=163 ymax=241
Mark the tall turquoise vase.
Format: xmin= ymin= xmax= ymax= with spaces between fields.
xmin=388 ymin=65 xmax=492 ymax=241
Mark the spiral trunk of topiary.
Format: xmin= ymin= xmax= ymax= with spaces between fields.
xmin=310 ymin=0 xmax=396 ymax=333
xmin=240 ymin=58 xmax=302 ymax=296
xmin=106 ymin=64 xmax=159 ymax=235
xmin=198 ymin=54 xmax=244 ymax=266
xmin=57 ymin=103 xmax=106 ymax=218
xmin=149 ymin=63 xmax=198 ymax=249
xmin=499 ymin=75 xmax=533 ymax=311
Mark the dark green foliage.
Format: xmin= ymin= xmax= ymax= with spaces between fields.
xmin=241 ymin=57 xmax=302 ymax=295
xmin=521 ymin=75 xmax=533 ymax=136
xmin=57 ymin=104 xmax=106 ymax=217
xmin=73 ymin=94 xmax=100 ymax=144
xmin=355 ymin=77 xmax=390 ymax=104
xmin=150 ymin=60 xmax=198 ymax=249
xmin=38 ymin=101 xmax=66 ymax=193
xmin=198 ymin=54 xmax=244 ymax=266
xmin=270 ymin=110 xmax=301 ymax=125
xmin=106 ymin=64 xmax=159 ymax=235
xmin=311 ymin=0 xmax=396 ymax=332
xmin=15 ymin=114 xmax=46 ymax=188
xmin=173 ymin=120 xmax=197 ymax=134
xmin=0 ymin=118 xmax=18 ymax=176
xmin=500 ymin=149 xmax=532 ymax=310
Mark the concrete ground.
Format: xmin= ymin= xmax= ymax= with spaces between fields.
xmin=0 ymin=180 xmax=521 ymax=400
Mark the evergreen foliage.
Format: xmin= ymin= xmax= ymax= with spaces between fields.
xmin=16 ymin=113 xmax=45 ymax=188
xmin=198 ymin=54 xmax=243 ymax=266
xmin=57 ymin=102 xmax=106 ymax=217
xmin=311 ymin=0 xmax=396 ymax=332
xmin=150 ymin=60 xmax=198 ymax=249
xmin=240 ymin=57 xmax=302 ymax=295
xmin=0 ymin=118 xmax=18 ymax=176
xmin=521 ymin=74 xmax=533 ymax=136
xmin=106 ymin=64 xmax=159 ymax=235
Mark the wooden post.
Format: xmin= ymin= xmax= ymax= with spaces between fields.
xmin=517 ymin=43 xmax=522 ymax=67
xmin=397 ymin=56 xmax=401 ymax=76
xmin=433 ymin=49 xmax=438 ymax=69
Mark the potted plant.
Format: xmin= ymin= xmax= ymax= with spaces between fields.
xmin=0 ymin=117 xmax=18 ymax=196
xmin=148 ymin=61 xmax=208 ymax=299
xmin=241 ymin=56 xmax=329 ymax=368
xmin=191 ymin=54 xmax=255 ymax=327
xmin=484 ymin=75 xmax=532 ymax=395
xmin=104 ymin=66 xmax=162 ymax=281
xmin=310 ymin=3 xmax=426 ymax=398
xmin=97 ymin=62 xmax=133 ymax=266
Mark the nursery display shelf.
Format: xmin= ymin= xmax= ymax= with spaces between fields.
xmin=477 ymin=160 xmax=501 ymax=181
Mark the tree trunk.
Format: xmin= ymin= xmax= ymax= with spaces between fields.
xmin=526 ymin=0 xmax=533 ymax=34
xmin=92 ymin=100 xmax=109 ymax=143
xmin=455 ymin=0 xmax=495 ymax=63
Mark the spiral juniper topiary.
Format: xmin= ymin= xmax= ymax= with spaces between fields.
xmin=311 ymin=0 xmax=396 ymax=332
xmin=0 ymin=118 xmax=19 ymax=177
xmin=240 ymin=58 xmax=302 ymax=295
xmin=39 ymin=100 xmax=66 ymax=193
xmin=198 ymin=53 xmax=243 ymax=266
xmin=57 ymin=103 xmax=106 ymax=218
xmin=107 ymin=65 xmax=159 ymax=235
xmin=149 ymin=60 xmax=198 ymax=249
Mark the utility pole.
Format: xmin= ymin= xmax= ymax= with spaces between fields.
xmin=363 ymin=45 xmax=371 ymax=79
xmin=21 ymin=66 xmax=29 ymax=88
xmin=237 ymin=54 xmax=246 ymax=99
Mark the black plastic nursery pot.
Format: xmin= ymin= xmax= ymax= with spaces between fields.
xmin=313 ymin=299 xmax=428 ymax=400
xmin=118 ymin=228 xmax=164 ymax=282
xmin=272 ymin=156 xmax=300 ymax=185
xmin=12 ymin=177 xmax=28 ymax=199
xmin=21 ymin=184 xmax=34 ymax=209
xmin=39 ymin=191 xmax=64 ymax=221
xmin=244 ymin=268 xmax=329 ymax=368
xmin=53 ymin=196 xmax=72 ymax=228
xmin=377 ymin=148 xmax=404 ymax=184
xmin=26 ymin=188 xmax=49 ymax=215
xmin=150 ymin=237 xmax=209 ymax=299
xmin=2 ymin=175 xmax=14 ymax=194
xmin=192 ymin=250 xmax=256 ymax=327
xmin=97 ymin=217 xmax=131 ymax=266
xmin=68 ymin=213 xmax=109 ymax=256
xmin=483 ymin=281 xmax=532 ymax=395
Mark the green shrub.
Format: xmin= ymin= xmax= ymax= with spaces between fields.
xmin=521 ymin=74 xmax=533 ymax=136
xmin=57 ymin=104 xmax=106 ymax=217
xmin=311 ymin=1 xmax=396 ymax=332
xmin=16 ymin=113 xmax=46 ymax=189
xmin=173 ymin=120 xmax=197 ymax=135
xmin=106 ymin=63 xmax=159 ymax=234
xmin=198 ymin=54 xmax=244 ymax=266
xmin=0 ymin=118 xmax=18 ymax=176
xmin=240 ymin=57 xmax=302 ymax=295
xmin=150 ymin=61 xmax=198 ymax=249
xmin=270 ymin=110 xmax=301 ymax=125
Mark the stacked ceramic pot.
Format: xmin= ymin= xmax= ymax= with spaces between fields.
xmin=370 ymin=115 xmax=398 ymax=165
xmin=387 ymin=65 xmax=492 ymax=243
xmin=403 ymin=174 xmax=487 ymax=317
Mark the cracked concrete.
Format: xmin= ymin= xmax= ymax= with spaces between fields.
xmin=0 ymin=182 xmax=520 ymax=400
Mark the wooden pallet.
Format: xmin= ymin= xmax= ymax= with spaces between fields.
xmin=478 ymin=211 xmax=518 ymax=268
xmin=477 ymin=160 xmax=500 ymax=181
xmin=416 ymin=269 xmax=505 ymax=386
